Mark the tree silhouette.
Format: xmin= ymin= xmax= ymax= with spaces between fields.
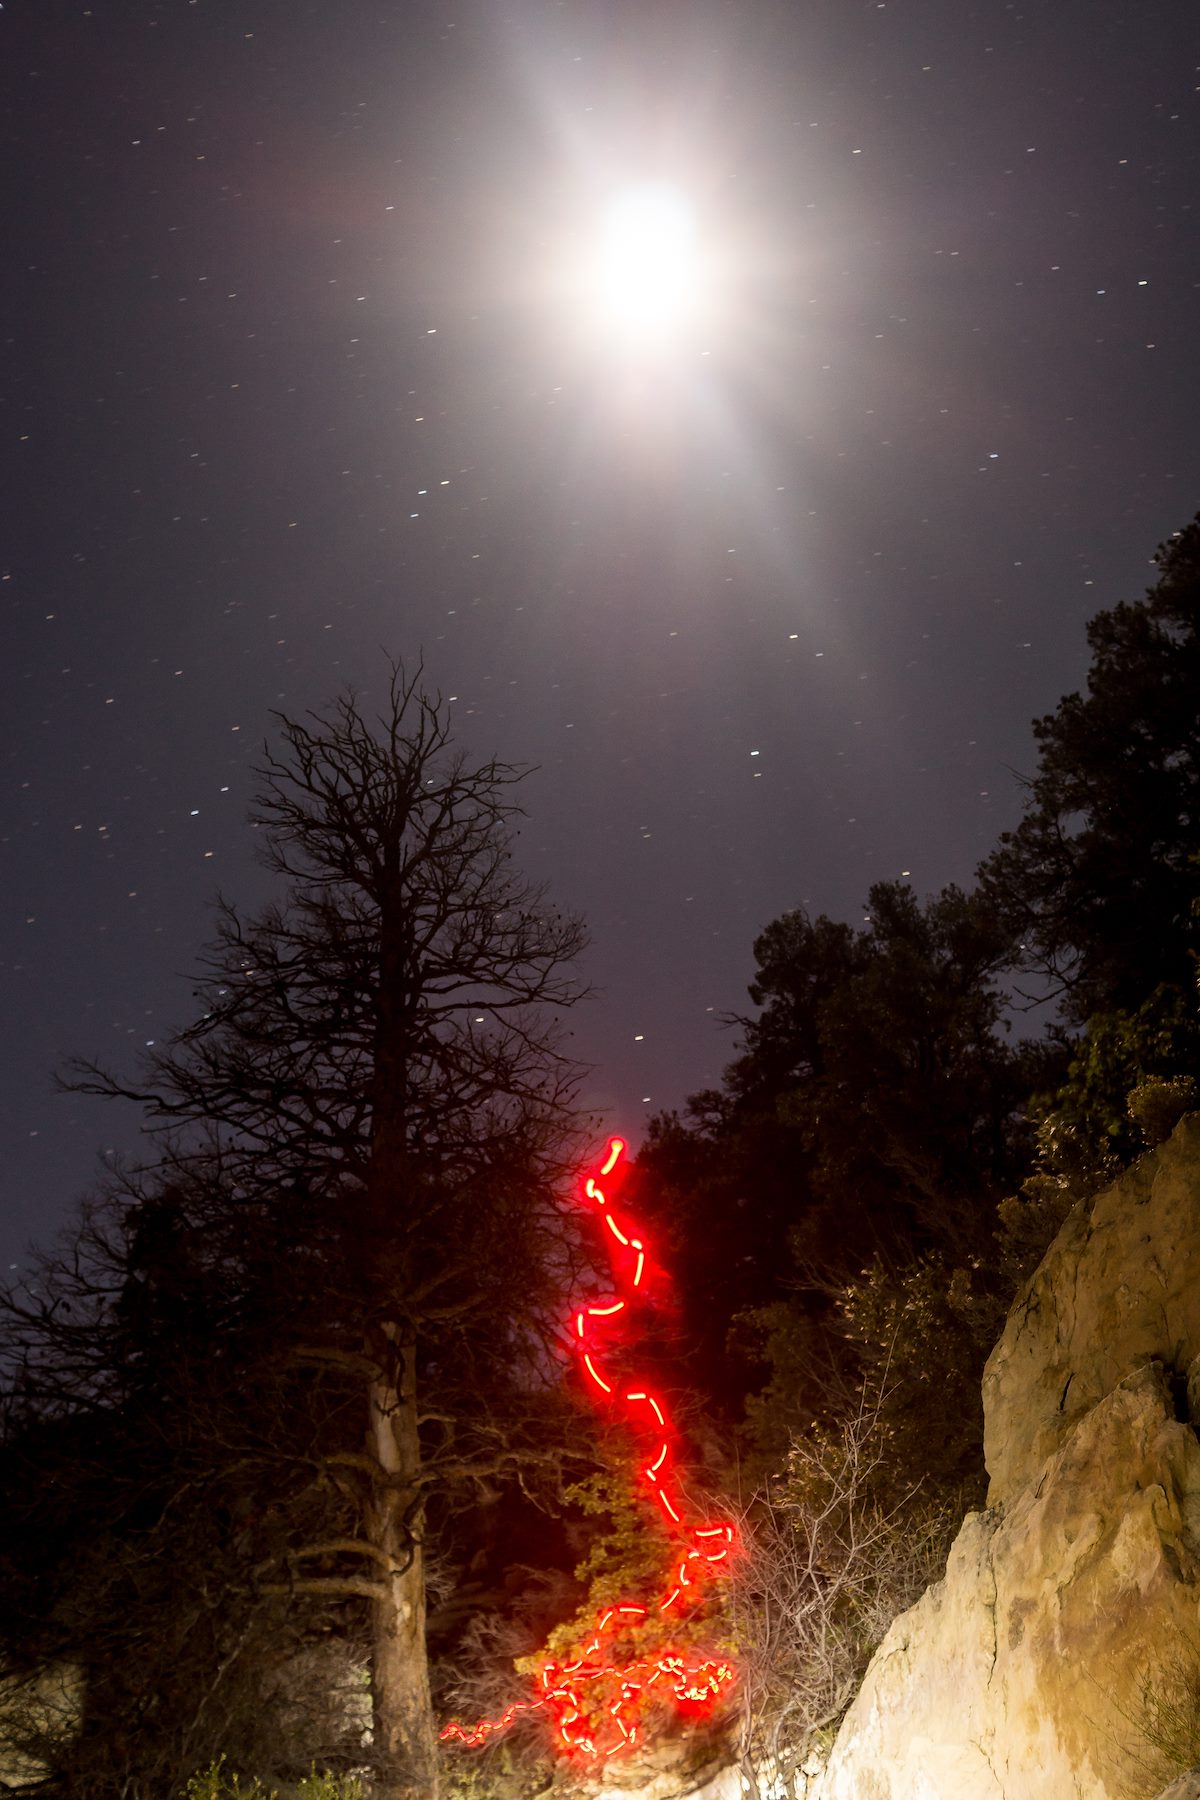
xmin=60 ymin=663 xmax=591 ymax=1799
xmin=979 ymin=514 xmax=1200 ymax=1022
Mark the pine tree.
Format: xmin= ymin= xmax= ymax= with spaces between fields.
xmin=978 ymin=514 xmax=1200 ymax=1022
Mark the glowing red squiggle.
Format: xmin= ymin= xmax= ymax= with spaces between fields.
xmin=440 ymin=1135 xmax=737 ymax=1762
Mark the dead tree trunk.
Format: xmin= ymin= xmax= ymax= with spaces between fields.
xmin=364 ymin=1345 xmax=439 ymax=1800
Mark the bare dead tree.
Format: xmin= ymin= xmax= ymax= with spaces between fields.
xmin=56 ymin=662 xmax=594 ymax=1800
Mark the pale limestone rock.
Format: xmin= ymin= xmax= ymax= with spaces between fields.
xmin=984 ymin=1115 xmax=1200 ymax=1508
xmin=711 ymin=1122 xmax=1200 ymax=1800
xmin=683 ymin=1767 xmax=743 ymax=1800
xmin=815 ymin=1327 xmax=1200 ymax=1796
xmin=595 ymin=1759 xmax=743 ymax=1800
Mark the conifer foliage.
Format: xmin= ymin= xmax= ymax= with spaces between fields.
xmin=979 ymin=514 xmax=1200 ymax=1022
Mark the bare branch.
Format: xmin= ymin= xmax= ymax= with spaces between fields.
xmin=259 ymin=1575 xmax=388 ymax=1603
xmin=287 ymin=1539 xmax=404 ymax=1572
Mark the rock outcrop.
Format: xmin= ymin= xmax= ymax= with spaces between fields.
xmin=984 ymin=1119 xmax=1200 ymax=1509
xmin=815 ymin=1115 xmax=1200 ymax=1800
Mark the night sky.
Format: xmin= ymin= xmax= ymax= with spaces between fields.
xmin=4 ymin=0 xmax=1199 ymax=1272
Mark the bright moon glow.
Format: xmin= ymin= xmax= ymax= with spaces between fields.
xmin=592 ymin=184 xmax=699 ymax=337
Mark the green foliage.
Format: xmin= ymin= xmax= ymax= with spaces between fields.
xmin=540 ymin=1469 xmax=719 ymax=1652
xmin=184 ymin=1760 xmax=275 ymax=1800
xmin=1127 ymin=1074 xmax=1198 ymax=1147
xmin=557 ymin=1464 xmax=672 ymax=1605
xmin=511 ymin=1463 xmax=735 ymax=1762
xmin=183 ymin=1761 xmax=365 ymax=1800
xmin=991 ymin=984 xmax=1200 ymax=1293
xmin=1033 ymin=985 xmax=1200 ymax=1162
xmin=293 ymin=1770 xmax=366 ymax=1800
xmin=440 ymin=1741 xmax=558 ymax=1800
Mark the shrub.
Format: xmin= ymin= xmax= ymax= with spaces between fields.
xmin=183 ymin=1759 xmax=365 ymax=1800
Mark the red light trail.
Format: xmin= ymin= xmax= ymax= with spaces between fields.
xmin=440 ymin=1135 xmax=737 ymax=1763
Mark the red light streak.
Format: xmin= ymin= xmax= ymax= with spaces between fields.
xmin=627 ymin=1390 xmax=667 ymax=1429
xmin=655 ymin=1486 xmax=682 ymax=1524
xmin=440 ymin=1134 xmax=737 ymax=1763
xmin=600 ymin=1138 xmax=625 ymax=1175
xmin=583 ymin=1354 xmax=613 ymax=1395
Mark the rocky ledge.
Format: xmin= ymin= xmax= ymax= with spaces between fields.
xmin=815 ymin=1115 xmax=1200 ymax=1800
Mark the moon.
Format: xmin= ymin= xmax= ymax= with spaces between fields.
xmin=590 ymin=183 xmax=699 ymax=338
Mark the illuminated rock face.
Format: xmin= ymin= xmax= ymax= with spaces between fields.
xmin=816 ymin=1116 xmax=1200 ymax=1800
xmin=983 ymin=1114 xmax=1200 ymax=1510
xmin=594 ymin=1758 xmax=743 ymax=1800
